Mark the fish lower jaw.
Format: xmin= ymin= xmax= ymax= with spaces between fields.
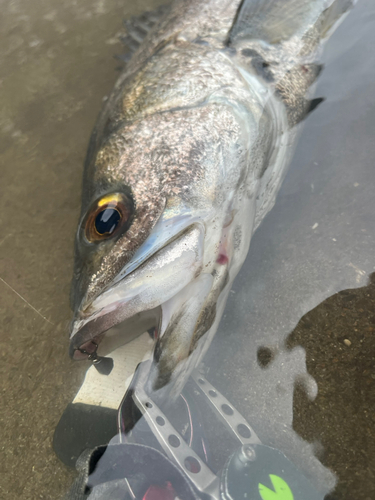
xmin=69 ymin=224 xmax=205 ymax=360
xmin=69 ymin=271 xmax=210 ymax=361
xmin=69 ymin=304 xmax=161 ymax=361
xmin=69 ymin=271 xmax=212 ymax=363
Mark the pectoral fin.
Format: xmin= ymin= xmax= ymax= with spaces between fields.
xmin=148 ymin=274 xmax=214 ymax=398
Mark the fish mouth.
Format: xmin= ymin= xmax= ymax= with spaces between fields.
xmin=69 ymin=223 xmax=205 ymax=360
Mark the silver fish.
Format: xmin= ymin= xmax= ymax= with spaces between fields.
xmin=69 ymin=0 xmax=355 ymax=398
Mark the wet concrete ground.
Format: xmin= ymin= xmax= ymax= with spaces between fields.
xmin=288 ymin=276 xmax=375 ymax=500
xmin=0 ymin=1 xmax=374 ymax=499
xmin=0 ymin=1 xmax=165 ymax=498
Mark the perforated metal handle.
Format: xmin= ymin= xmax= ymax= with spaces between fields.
xmin=191 ymin=373 xmax=261 ymax=446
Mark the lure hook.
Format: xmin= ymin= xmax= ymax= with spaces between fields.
xmin=78 ymin=341 xmax=114 ymax=376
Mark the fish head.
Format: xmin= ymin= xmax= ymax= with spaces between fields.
xmin=69 ymin=104 xmax=246 ymax=374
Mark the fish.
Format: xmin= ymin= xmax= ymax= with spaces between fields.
xmin=69 ymin=0 xmax=355 ymax=399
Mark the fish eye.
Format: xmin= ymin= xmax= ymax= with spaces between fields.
xmin=84 ymin=193 xmax=133 ymax=243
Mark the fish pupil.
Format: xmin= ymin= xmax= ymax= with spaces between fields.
xmin=94 ymin=208 xmax=121 ymax=235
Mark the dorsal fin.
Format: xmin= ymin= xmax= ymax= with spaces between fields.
xmin=229 ymin=0 xmax=355 ymax=127
xmin=229 ymin=0 xmax=355 ymax=46
xmin=120 ymin=5 xmax=170 ymax=62
xmin=230 ymin=0 xmax=323 ymax=45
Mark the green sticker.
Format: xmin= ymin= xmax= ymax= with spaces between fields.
xmin=258 ymin=474 xmax=294 ymax=500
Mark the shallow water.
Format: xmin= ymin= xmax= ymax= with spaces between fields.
xmin=0 ymin=1 xmax=374 ymax=499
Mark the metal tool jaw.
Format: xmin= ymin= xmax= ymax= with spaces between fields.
xmin=122 ymin=362 xmax=260 ymax=500
xmin=121 ymin=361 xmax=324 ymax=500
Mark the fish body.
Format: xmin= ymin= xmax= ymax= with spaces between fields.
xmin=70 ymin=0 xmax=355 ymax=398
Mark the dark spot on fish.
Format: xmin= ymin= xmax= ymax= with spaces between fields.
xmin=222 ymin=46 xmax=237 ymax=56
xmin=193 ymin=37 xmax=209 ymax=46
xmin=241 ymin=48 xmax=259 ymax=58
xmin=254 ymin=62 xmax=274 ymax=82
xmin=153 ymin=307 xmax=186 ymax=363
xmin=190 ymin=302 xmax=217 ymax=352
xmin=150 ymin=322 xmax=177 ymax=390
xmin=307 ymin=97 xmax=325 ymax=114
xmin=243 ymin=53 xmax=274 ymax=82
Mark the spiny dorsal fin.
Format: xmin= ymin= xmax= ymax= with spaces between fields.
xmin=279 ymin=95 xmax=325 ymax=127
xmin=120 ymin=4 xmax=170 ymax=62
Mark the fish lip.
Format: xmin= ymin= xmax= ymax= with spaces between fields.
xmin=69 ymin=222 xmax=204 ymax=360
xmin=69 ymin=334 xmax=105 ymax=360
xmin=69 ymin=314 xmax=115 ymax=359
